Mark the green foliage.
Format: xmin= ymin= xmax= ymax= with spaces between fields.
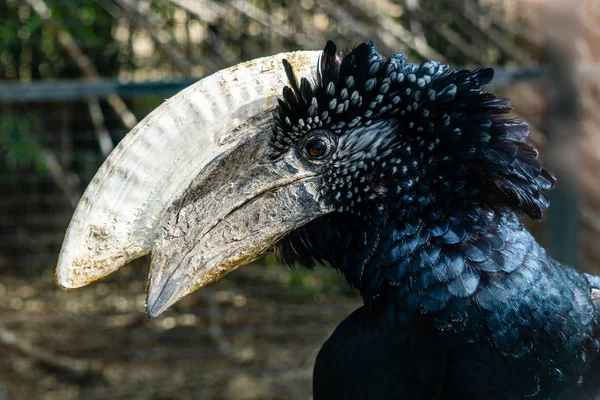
xmin=0 ymin=0 xmax=117 ymax=81
xmin=0 ymin=113 xmax=46 ymax=173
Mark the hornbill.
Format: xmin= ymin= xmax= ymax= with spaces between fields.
xmin=57 ymin=41 xmax=600 ymax=399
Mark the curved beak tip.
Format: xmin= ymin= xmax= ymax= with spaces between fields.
xmin=146 ymin=300 xmax=166 ymax=319
xmin=145 ymin=280 xmax=175 ymax=318
xmin=145 ymin=263 xmax=195 ymax=318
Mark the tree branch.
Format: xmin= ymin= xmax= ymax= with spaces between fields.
xmin=26 ymin=0 xmax=137 ymax=129
xmin=113 ymin=0 xmax=193 ymax=75
xmin=87 ymin=99 xmax=114 ymax=158
xmin=0 ymin=325 xmax=101 ymax=377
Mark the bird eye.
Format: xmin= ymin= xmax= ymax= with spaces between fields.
xmin=305 ymin=138 xmax=328 ymax=159
xmin=298 ymin=130 xmax=336 ymax=164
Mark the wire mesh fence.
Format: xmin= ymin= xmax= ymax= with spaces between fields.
xmin=0 ymin=0 xmax=599 ymax=399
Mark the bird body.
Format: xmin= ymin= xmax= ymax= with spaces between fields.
xmin=313 ymin=213 xmax=600 ymax=399
xmin=57 ymin=40 xmax=600 ymax=399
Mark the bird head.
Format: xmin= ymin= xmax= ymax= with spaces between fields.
xmin=56 ymin=41 xmax=554 ymax=316
xmin=268 ymin=41 xmax=555 ymax=304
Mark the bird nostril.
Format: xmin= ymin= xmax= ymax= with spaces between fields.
xmin=265 ymin=149 xmax=283 ymax=162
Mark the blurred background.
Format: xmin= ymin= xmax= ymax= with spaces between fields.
xmin=0 ymin=0 xmax=599 ymax=399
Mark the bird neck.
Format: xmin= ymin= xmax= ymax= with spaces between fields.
xmin=323 ymin=205 xmax=538 ymax=323
xmin=277 ymin=200 xmax=542 ymax=325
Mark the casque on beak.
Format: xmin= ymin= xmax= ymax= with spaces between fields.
xmin=55 ymin=49 xmax=331 ymax=316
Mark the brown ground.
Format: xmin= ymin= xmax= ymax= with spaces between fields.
xmin=0 ymin=260 xmax=360 ymax=400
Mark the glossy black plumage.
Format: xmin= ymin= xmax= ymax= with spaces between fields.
xmin=269 ymin=41 xmax=600 ymax=399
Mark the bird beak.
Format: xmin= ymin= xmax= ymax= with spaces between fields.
xmin=55 ymin=50 xmax=324 ymax=315
xmin=147 ymin=130 xmax=331 ymax=317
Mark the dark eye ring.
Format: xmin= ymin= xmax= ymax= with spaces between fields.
xmin=305 ymin=138 xmax=328 ymax=159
